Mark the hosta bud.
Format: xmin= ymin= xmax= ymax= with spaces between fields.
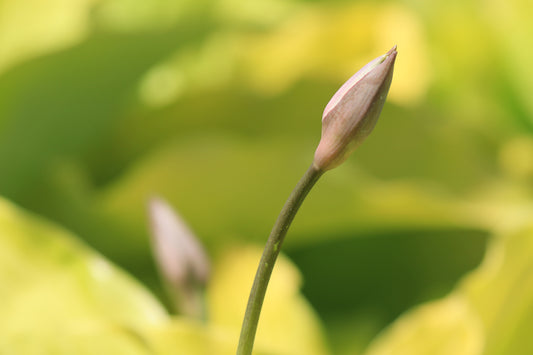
xmin=313 ymin=46 xmax=397 ymax=171
xmin=148 ymin=196 xmax=210 ymax=318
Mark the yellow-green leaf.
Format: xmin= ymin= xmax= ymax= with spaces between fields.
xmin=207 ymin=246 xmax=330 ymax=355
xmin=363 ymin=222 xmax=533 ymax=355
xmin=0 ymin=197 xmax=167 ymax=351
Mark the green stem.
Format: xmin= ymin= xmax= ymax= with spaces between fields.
xmin=237 ymin=164 xmax=324 ymax=355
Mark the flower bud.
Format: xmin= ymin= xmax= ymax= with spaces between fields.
xmin=148 ymin=196 xmax=210 ymax=318
xmin=313 ymin=46 xmax=397 ymax=171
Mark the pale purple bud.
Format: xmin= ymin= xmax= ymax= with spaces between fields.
xmin=148 ymin=196 xmax=210 ymax=318
xmin=313 ymin=46 xmax=397 ymax=171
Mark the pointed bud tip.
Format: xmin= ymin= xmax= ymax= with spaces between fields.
xmin=314 ymin=45 xmax=397 ymax=171
xmin=382 ymin=45 xmax=398 ymax=63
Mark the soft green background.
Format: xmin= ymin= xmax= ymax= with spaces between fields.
xmin=1 ymin=0 xmax=533 ymax=354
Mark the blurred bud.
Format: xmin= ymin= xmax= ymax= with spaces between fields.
xmin=313 ymin=46 xmax=397 ymax=171
xmin=148 ymin=196 xmax=210 ymax=319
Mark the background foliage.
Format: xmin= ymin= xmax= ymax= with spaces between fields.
xmin=1 ymin=0 xmax=533 ymax=353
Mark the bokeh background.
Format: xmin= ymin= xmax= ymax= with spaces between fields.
xmin=2 ymin=0 xmax=533 ymax=354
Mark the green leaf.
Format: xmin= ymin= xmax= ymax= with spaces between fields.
xmin=207 ymin=246 xmax=330 ymax=355
xmin=0 ymin=20 xmax=211 ymax=201
xmin=363 ymin=222 xmax=533 ymax=355
xmin=0 ymin=196 xmax=168 ymax=328
xmin=0 ymin=196 xmax=167 ymax=352
xmin=96 ymin=134 xmax=480 ymax=252
xmin=0 ymin=196 xmax=329 ymax=354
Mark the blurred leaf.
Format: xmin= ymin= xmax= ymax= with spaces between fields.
xmin=144 ymin=319 xmax=247 ymax=355
xmin=84 ymin=129 xmax=495 ymax=291
xmin=95 ymin=131 xmax=486 ymax=250
xmin=485 ymin=0 xmax=533 ymax=132
xmin=0 ymin=0 xmax=97 ymax=74
xmin=1 ymin=328 xmax=150 ymax=355
xmin=0 ymin=196 xmax=328 ymax=354
xmin=363 ymin=221 xmax=533 ymax=355
xmin=0 ymin=20 xmax=211 ymax=202
xmin=230 ymin=3 xmax=430 ymax=104
xmin=143 ymin=245 xmax=330 ymax=355
xmin=287 ymin=228 xmax=488 ymax=355
xmin=93 ymin=0 xmax=198 ymax=32
xmin=365 ymin=296 xmax=484 ymax=355
xmin=93 ymin=133 xmax=493 ymax=353
xmin=0 ymin=196 xmax=167 ymax=350
xmin=207 ymin=246 xmax=330 ymax=355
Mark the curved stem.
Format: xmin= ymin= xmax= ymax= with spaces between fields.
xmin=237 ymin=164 xmax=324 ymax=355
